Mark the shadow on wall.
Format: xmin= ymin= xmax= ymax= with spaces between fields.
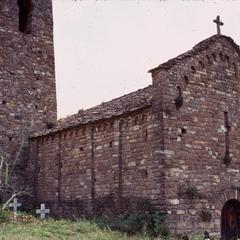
xmin=33 ymin=194 xmax=161 ymax=219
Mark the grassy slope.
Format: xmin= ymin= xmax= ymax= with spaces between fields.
xmin=0 ymin=211 xmax=203 ymax=240
xmin=0 ymin=219 xmax=151 ymax=240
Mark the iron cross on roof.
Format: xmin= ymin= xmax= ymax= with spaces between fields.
xmin=213 ymin=15 xmax=224 ymax=35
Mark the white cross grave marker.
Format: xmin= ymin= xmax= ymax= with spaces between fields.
xmin=36 ymin=204 xmax=50 ymax=219
xmin=9 ymin=198 xmax=22 ymax=213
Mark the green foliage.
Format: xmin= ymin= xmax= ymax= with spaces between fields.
xmin=0 ymin=209 xmax=10 ymax=223
xmin=190 ymin=234 xmax=204 ymax=240
xmin=46 ymin=121 xmax=55 ymax=129
xmin=0 ymin=218 xmax=152 ymax=240
xmin=183 ymin=186 xmax=202 ymax=199
xmin=199 ymin=210 xmax=212 ymax=222
xmin=95 ymin=212 xmax=169 ymax=238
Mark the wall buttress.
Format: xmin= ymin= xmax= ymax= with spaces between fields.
xmin=90 ymin=126 xmax=96 ymax=213
xmin=57 ymin=134 xmax=62 ymax=204
xmin=118 ymin=120 xmax=123 ymax=208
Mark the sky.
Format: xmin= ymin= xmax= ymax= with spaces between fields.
xmin=52 ymin=0 xmax=240 ymax=118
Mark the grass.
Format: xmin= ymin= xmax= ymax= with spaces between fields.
xmin=0 ymin=211 xmax=203 ymax=240
xmin=0 ymin=219 xmax=152 ymax=240
xmin=0 ymin=211 xmax=156 ymax=240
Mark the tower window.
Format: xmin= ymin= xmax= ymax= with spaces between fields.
xmin=17 ymin=0 xmax=34 ymax=34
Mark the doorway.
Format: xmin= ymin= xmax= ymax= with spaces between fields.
xmin=221 ymin=199 xmax=240 ymax=240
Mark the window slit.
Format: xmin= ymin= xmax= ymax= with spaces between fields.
xmin=17 ymin=0 xmax=34 ymax=34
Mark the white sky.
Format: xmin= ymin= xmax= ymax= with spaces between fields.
xmin=52 ymin=0 xmax=240 ymax=118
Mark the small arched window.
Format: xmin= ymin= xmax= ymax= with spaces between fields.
xmin=17 ymin=0 xmax=34 ymax=34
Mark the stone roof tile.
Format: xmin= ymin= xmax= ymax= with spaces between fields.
xmin=31 ymin=85 xmax=152 ymax=138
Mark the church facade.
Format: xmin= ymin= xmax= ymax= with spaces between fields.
xmin=2 ymin=0 xmax=240 ymax=236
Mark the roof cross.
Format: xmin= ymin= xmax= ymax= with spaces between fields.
xmin=36 ymin=203 xmax=50 ymax=219
xmin=9 ymin=198 xmax=22 ymax=213
xmin=213 ymin=15 xmax=224 ymax=35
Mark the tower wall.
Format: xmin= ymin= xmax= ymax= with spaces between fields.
xmin=0 ymin=0 xmax=57 ymax=195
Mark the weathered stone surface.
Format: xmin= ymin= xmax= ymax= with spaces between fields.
xmin=3 ymin=1 xmax=240 ymax=235
xmin=0 ymin=1 xmax=57 ymax=195
xmin=30 ymin=34 xmax=240 ymax=234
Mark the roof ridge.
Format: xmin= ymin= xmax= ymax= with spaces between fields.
xmin=149 ymin=35 xmax=240 ymax=73
xmin=58 ymin=84 xmax=152 ymax=122
xmin=31 ymin=85 xmax=153 ymax=138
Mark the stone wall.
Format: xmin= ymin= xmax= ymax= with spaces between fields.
xmin=0 ymin=1 xmax=57 ymax=193
xmin=151 ymin=36 xmax=240 ymax=233
xmin=29 ymin=34 xmax=240 ymax=234
xmin=30 ymin=108 xmax=165 ymax=217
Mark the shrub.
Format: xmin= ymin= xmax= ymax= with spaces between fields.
xmin=95 ymin=212 xmax=169 ymax=238
xmin=0 ymin=209 xmax=11 ymax=223
xmin=46 ymin=121 xmax=55 ymax=129
xmin=199 ymin=210 xmax=212 ymax=222
xmin=185 ymin=186 xmax=199 ymax=199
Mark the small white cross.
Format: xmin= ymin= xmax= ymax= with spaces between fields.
xmin=36 ymin=204 xmax=50 ymax=219
xmin=9 ymin=198 xmax=22 ymax=213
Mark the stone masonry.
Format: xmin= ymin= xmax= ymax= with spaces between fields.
xmin=2 ymin=1 xmax=240 ymax=235
xmin=30 ymin=33 xmax=240 ymax=234
xmin=0 ymin=1 xmax=56 ymax=196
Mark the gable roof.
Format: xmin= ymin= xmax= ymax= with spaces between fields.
xmin=31 ymin=35 xmax=240 ymax=139
xmin=149 ymin=35 xmax=240 ymax=73
xmin=31 ymin=85 xmax=152 ymax=138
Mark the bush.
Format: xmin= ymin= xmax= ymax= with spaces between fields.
xmin=95 ymin=212 xmax=169 ymax=238
xmin=199 ymin=210 xmax=212 ymax=222
xmin=0 ymin=209 xmax=11 ymax=223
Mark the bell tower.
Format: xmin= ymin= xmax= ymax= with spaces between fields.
xmin=0 ymin=0 xmax=57 ymax=194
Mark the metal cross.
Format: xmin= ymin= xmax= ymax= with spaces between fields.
xmin=213 ymin=15 xmax=224 ymax=35
xmin=36 ymin=204 xmax=50 ymax=219
xmin=9 ymin=198 xmax=22 ymax=212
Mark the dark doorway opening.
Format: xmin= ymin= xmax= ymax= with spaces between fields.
xmin=221 ymin=199 xmax=240 ymax=240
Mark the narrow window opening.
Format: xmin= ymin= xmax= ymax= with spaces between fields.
xmin=134 ymin=117 xmax=138 ymax=125
xmin=2 ymin=100 xmax=6 ymax=105
xmin=181 ymin=128 xmax=187 ymax=134
xmin=199 ymin=60 xmax=205 ymax=69
xmin=206 ymin=55 xmax=211 ymax=64
xmin=191 ymin=66 xmax=196 ymax=74
xmin=109 ymin=141 xmax=113 ymax=147
xmin=17 ymin=0 xmax=34 ymax=34
xmin=144 ymin=130 xmax=148 ymax=141
xmin=141 ymin=114 xmax=146 ymax=122
xmin=81 ymin=127 xmax=86 ymax=135
xmin=223 ymin=112 xmax=231 ymax=165
xmin=8 ymin=136 xmax=13 ymax=142
xmin=175 ymin=86 xmax=183 ymax=110
xmin=219 ymin=52 xmax=224 ymax=61
xmin=183 ymin=75 xmax=189 ymax=85
xmin=80 ymin=147 xmax=84 ymax=151
xmin=141 ymin=170 xmax=148 ymax=179
xmin=233 ymin=62 xmax=238 ymax=78
xmin=225 ymin=55 xmax=230 ymax=66
xmin=212 ymin=53 xmax=216 ymax=61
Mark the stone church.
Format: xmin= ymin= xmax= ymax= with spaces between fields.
xmin=2 ymin=0 xmax=240 ymax=237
